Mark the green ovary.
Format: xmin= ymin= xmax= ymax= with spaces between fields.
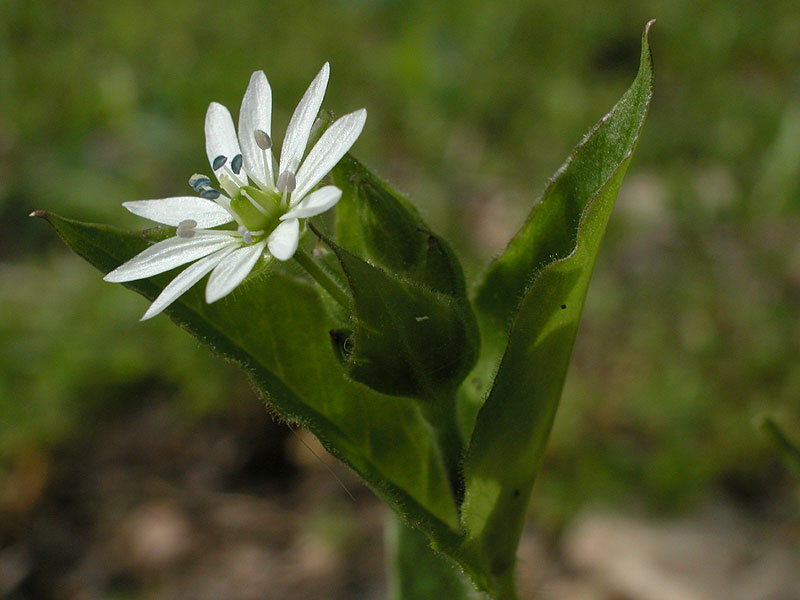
xmin=231 ymin=186 xmax=283 ymax=232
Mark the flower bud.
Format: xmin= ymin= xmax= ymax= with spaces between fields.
xmin=325 ymin=237 xmax=478 ymax=400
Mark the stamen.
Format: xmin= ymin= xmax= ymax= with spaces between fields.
xmin=188 ymin=173 xmax=212 ymax=192
xmin=253 ymin=130 xmax=276 ymax=191
xmin=237 ymin=225 xmax=253 ymax=245
xmin=276 ymin=170 xmax=296 ymax=194
xmin=200 ymin=189 xmax=221 ymax=200
xmin=212 ymin=155 xmax=227 ymax=170
xmin=176 ymin=219 xmax=198 ymax=239
xmin=254 ymin=129 xmax=272 ymax=150
xmin=231 ymin=154 xmax=243 ymax=175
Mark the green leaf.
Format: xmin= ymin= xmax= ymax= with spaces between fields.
xmin=35 ymin=211 xmax=462 ymax=537
xmin=387 ymin=512 xmax=486 ymax=600
xmin=458 ymin=21 xmax=654 ymax=595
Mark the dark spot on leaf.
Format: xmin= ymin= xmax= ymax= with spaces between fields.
xmin=329 ymin=329 xmax=354 ymax=363
xmin=513 ymin=489 xmax=520 ymax=498
xmin=560 ymin=304 xmax=567 ymax=309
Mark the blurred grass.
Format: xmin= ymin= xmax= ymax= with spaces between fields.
xmin=2 ymin=0 xmax=800 ymax=522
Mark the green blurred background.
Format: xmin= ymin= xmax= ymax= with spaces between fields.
xmin=2 ymin=0 xmax=800 ymax=590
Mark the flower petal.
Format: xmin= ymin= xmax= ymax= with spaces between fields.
xmin=205 ymin=102 xmax=247 ymax=188
xmin=293 ymin=109 xmax=366 ymax=203
xmin=141 ymin=246 xmax=235 ymax=321
xmin=205 ymin=240 xmax=267 ymax=303
xmin=123 ymin=197 xmax=234 ymax=228
xmin=103 ymin=232 xmax=238 ymax=282
xmin=280 ymin=186 xmax=341 ymax=220
xmin=238 ymin=71 xmax=273 ymax=187
xmin=279 ymin=63 xmax=329 ymax=176
xmin=267 ymin=218 xmax=300 ymax=261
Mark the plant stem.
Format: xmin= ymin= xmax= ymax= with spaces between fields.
xmin=386 ymin=511 xmax=483 ymax=600
xmin=293 ymin=248 xmax=350 ymax=308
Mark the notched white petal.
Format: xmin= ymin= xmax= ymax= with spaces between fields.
xmin=281 ymin=186 xmax=341 ymax=220
xmin=103 ymin=233 xmax=237 ymax=282
xmin=279 ymin=63 xmax=330 ymax=176
xmin=205 ymin=240 xmax=267 ymax=303
xmin=205 ymin=102 xmax=247 ymax=187
xmin=293 ymin=108 xmax=366 ymax=202
xmin=267 ymin=218 xmax=300 ymax=261
xmin=140 ymin=246 xmax=235 ymax=320
xmin=123 ymin=197 xmax=234 ymax=228
xmin=239 ymin=70 xmax=273 ymax=185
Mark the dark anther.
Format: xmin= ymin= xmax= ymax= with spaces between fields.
xmin=200 ymin=189 xmax=221 ymax=200
xmin=189 ymin=174 xmax=212 ymax=191
xmin=231 ymin=154 xmax=243 ymax=175
xmin=212 ymin=155 xmax=227 ymax=170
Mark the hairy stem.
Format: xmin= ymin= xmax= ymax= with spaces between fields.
xmin=293 ymin=247 xmax=350 ymax=308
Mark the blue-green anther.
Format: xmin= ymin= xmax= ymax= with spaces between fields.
xmin=231 ymin=154 xmax=243 ymax=175
xmin=189 ymin=173 xmax=212 ymax=192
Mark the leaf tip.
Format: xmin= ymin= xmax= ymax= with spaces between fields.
xmin=29 ymin=209 xmax=51 ymax=222
xmin=638 ymin=20 xmax=655 ymax=83
xmin=642 ymin=20 xmax=655 ymax=50
xmin=642 ymin=20 xmax=655 ymax=58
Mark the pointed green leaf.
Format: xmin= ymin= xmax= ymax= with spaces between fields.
xmin=36 ymin=211 xmax=461 ymax=536
xmin=459 ymin=22 xmax=654 ymax=593
xmin=473 ymin=25 xmax=653 ymax=331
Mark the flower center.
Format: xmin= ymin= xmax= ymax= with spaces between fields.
xmin=230 ymin=185 xmax=283 ymax=234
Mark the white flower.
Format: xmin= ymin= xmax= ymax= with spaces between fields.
xmin=104 ymin=63 xmax=366 ymax=320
